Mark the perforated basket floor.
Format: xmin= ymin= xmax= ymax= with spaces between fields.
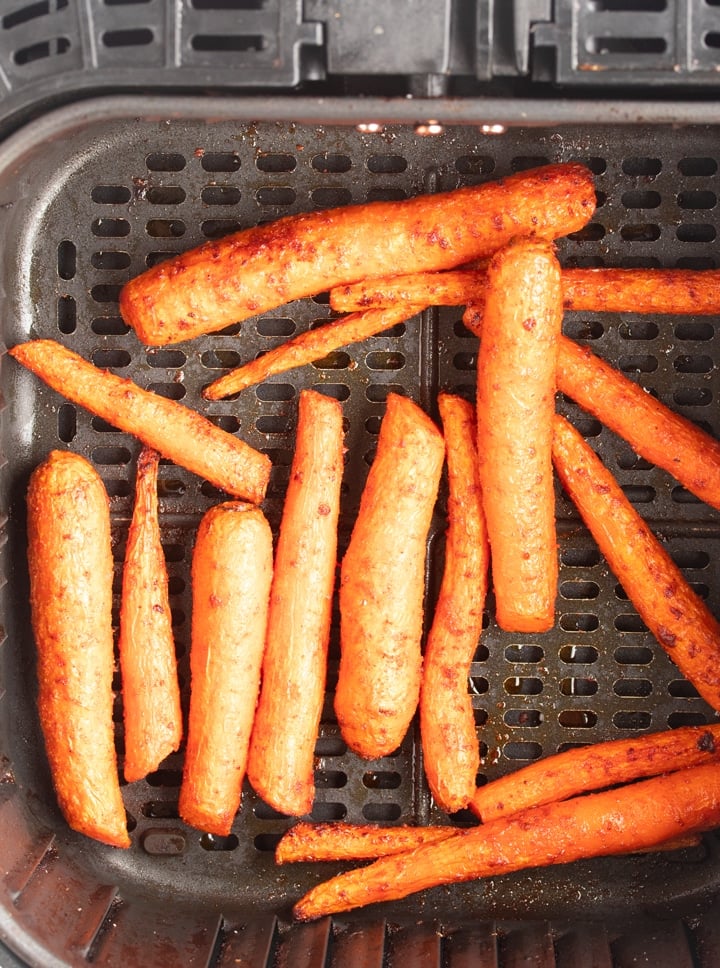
xmin=1 ymin=99 xmax=720 ymax=965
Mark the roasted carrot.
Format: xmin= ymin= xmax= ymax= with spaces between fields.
xmin=552 ymin=414 xmax=720 ymax=711
xmin=178 ymin=502 xmax=273 ymax=835
xmin=292 ymin=762 xmax=720 ymax=919
xmin=277 ymin=822 xmax=458 ymax=864
xmin=471 ymin=723 xmax=720 ymax=822
xmin=9 ymin=340 xmax=270 ymax=503
xmin=203 ymin=304 xmax=423 ymax=400
xmin=420 ymin=394 xmax=488 ymax=813
xmin=475 ymin=238 xmax=562 ymax=633
xmin=330 ymin=266 xmax=720 ymax=315
xmin=247 ymin=390 xmax=344 ymax=816
xmin=334 ymin=393 xmax=445 ymax=758
xmin=118 ymin=447 xmax=182 ymax=784
xmin=26 ymin=451 xmax=129 ymax=848
xmin=119 ymin=163 xmax=595 ymax=346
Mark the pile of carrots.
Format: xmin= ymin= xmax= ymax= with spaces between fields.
xmin=12 ymin=160 xmax=720 ymax=917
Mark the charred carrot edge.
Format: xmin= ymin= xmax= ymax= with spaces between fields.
xmin=27 ymin=451 xmax=129 ymax=848
xmin=420 ymin=394 xmax=488 ymax=813
xmin=552 ymin=414 xmax=720 ymax=711
xmin=471 ymin=723 xmax=720 ymax=822
xmin=292 ymin=762 xmax=720 ymax=920
xmin=334 ymin=393 xmax=445 ymax=759
xmin=119 ymin=162 xmax=595 ymax=346
xmin=475 ymin=238 xmax=562 ymax=633
xmin=276 ymin=823 xmax=458 ymax=864
xmin=247 ymin=390 xmax=344 ymax=816
xmin=178 ymin=502 xmax=273 ymax=836
xmin=203 ymin=304 xmax=423 ymax=400
xmin=9 ymin=340 xmax=270 ymax=503
xmin=330 ymin=266 xmax=720 ymax=315
xmin=119 ymin=447 xmax=182 ymax=784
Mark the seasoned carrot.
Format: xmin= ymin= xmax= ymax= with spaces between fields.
xmin=471 ymin=723 xmax=720 ymax=822
xmin=119 ymin=163 xmax=595 ymax=346
xmin=330 ymin=267 xmax=488 ymax=312
xmin=26 ymin=451 xmax=129 ymax=848
xmin=334 ymin=393 xmax=445 ymax=758
xmin=119 ymin=447 xmax=182 ymax=784
xmin=178 ymin=502 xmax=273 ymax=835
xmin=203 ymin=304 xmax=423 ymax=400
xmin=9 ymin=340 xmax=270 ymax=503
xmin=475 ymin=238 xmax=562 ymax=633
xmin=247 ymin=390 xmax=344 ymax=816
xmin=277 ymin=822 xmax=457 ymax=864
xmin=292 ymin=762 xmax=720 ymax=919
xmin=420 ymin=394 xmax=488 ymax=813
xmin=552 ymin=414 xmax=720 ymax=711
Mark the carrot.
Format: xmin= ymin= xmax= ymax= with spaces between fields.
xmin=292 ymin=762 xmax=720 ymax=920
xmin=334 ymin=393 xmax=445 ymax=758
xmin=420 ymin=394 xmax=488 ymax=813
xmin=8 ymin=340 xmax=270 ymax=504
xmin=118 ymin=447 xmax=182 ymax=783
xmin=119 ymin=163 xmax=595 ymax=346
xmin=202 ymin=304 xmax=423 ymax=400
xmin=26 ymin=451 xmax=129 ymax=848
xmin=178 ymin=502 xmax=273 ymax=835
xmin=552 ymin=414 xmax=720 ymax=711
xmin=471 ymin=723 xmax=720 ymax=822
xmin=330 ymin=266 xmax=720 ymax=315
xmin=247 ymin=390 xmax=344 ymax=816
xmin=475 ymin=238 xmax=562 ymax=633
xmin=276 ymin=822 xmax=457 ymax=864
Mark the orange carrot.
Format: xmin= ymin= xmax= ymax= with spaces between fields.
xmin=119 ymin=163 xmax=595 ymax=346
xmin=471 ymin=723 xmax=720 ymax=822
xmin=119 ymin=447 xmax=182 ymax=784
xmin=26 ymin=451 xmax=129 ymax=848
xmin=552 ymin=414 xmax=720 ymax=711
xmin=334 ymin=393 xmax=445 ymax=758
xmin=276 ymin=822 xmax=457 ymax=864
xmin=475 ymin=238 xmax=562 ymax=633
xmin=293 ymin=762 xmax=720 ymax=919
xmin=178 ymin=502 xmax=273 ymax=835
xmin=420 ymin=394 xmax=488 ymax=813
xmin=8 ymin=340 xmax=270 ymax=503
xmin=247 ymin=390 xmax=344 ymax=816
xmin=203 ymin=304 xmax=423 ymax=400
xmin=330 ymin=267 xmax=488 ymax=312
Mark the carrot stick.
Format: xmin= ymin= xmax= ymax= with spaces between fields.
xmin=178 ymin=502 xmax=273 ymax=835
xmin=334 ymin=393 xmax=445 ymax=758
xmin=330 ymin=266 xmax=720 ymax=315
xmin=202 ymin=304 xmax=423 ymax=400
xmin=475 ymin=238 xmax=562 ymax=633
xmin=471 ymin=723 xmax=720 ymax=822
xmin=26 ymin=451 xmax=129 ymax=848
xmin=420 ymin=394 xmax=488 ymax=813
xmin=118 ymin=447 xmax=182 ymax=784
xmin=276 ymin=822 xmax=458 ymax=864
xmin=292 ymin=762 xmax=720 ymax=920
xmin=552 ymin=414 xmax=720 ymax=711
xmin=8 ymin=340 xmax=270 ymax=504
xmin=247 ymin=390 xmax=344 ymax=816
xmin=119 ymin=163 xmax=595 ymax=346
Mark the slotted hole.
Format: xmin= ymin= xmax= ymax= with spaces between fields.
xmin=558 ymin=710 xmax=597 ymax=728
xmin=559 ymin=613 xmax=599 ymax=632
xmin=674 ymin=354 xmax=713 ymax=373
xmin=362 ymin=771 xmax=401 ymax=790
xmin=254 ymin=833 xmax=283 ymax=852
xmin=621 ymin=484 xmax=655 ymax=503
xmin=146 ymin=349 xmax=186 ymax=368
xmin=92 ymin=316 xmax=128 ymax=335
xmin=367 ymin=154 xmax=407 ymax=174
xmin=672 ymin=486 xmax=703 ymax=504
xmin=671 ymin=549 xmax=710 ymax=569
xmin=560 ymin=677 xmax=598 ymax=697
xmin=589 ymin=0 xmax=666 ymax=9
xmin=614 ymin=613 xmax=648 ymax=633
xmin=678 ymin=157 xmax=717 ymax=176
xmin=559 ymin=581 xmax=600 ymax=600
xmin=668 ymin=679 xmax=700 ymax=698
xmin=57 ymin=295 xmax=76 ymax=334
xmin=677 ymin=224 xmax=717 ymax=243
xmin=148 ymin=382 xmax=185 ymax=400
xmin=621 ymin=223 xmax=661 ymax=242
xmin=256 ymin=152 xmax=296 ymax=173
xmin=615 ymin=644 xmax=654 ymax=665
xmin=365 ymin=351 xmax=405 ymax=371
xmin=91 ymin=284 xmax=122 ymax=303
xmin=618 ymin=354 xmax=658 ymax=373
xmin=92 ymin=251 xmax=130 ymax=270
xmin=315 ymin=383 xmax=351 ymax=402
xmin=314 ymin=770 xmax=347 ymax=789
xmin=361 ymin=803 xmax=401 ymax=822
xmin=57 ymin=240 xmax=76 ymax=280
xmin=312 ymin=187 xmax=353 ymax=208
xmin=313 ymin=802 xmax=348 ymax=821
xmin=677 ymin=190 xmax=716 ymax=210
xmin=559 ymin=645 xmax=599 ymax=664
xmin=207 ymin=414 xmax=240 ymax=433
xmin=92 ymin=217 xmax=130 ymax=238
xmin=366 ymin=187 xmax=407 ymax=202
xmin=146 ymin=219 xmax=186 ymax=238
xmin=102 ymin=27 xmax=154 ymax=46
xmin=622 ymin=190 xmax=661 ymax=209
xmin=141 ymin=801 xmax=180 ymax=820
xmin=504 ymin=645 xmax=544 ymax=663
xmin=564 ymin=318 xmax=604 ymax=340
xmin=503 ymin=742 xmax=542 ymax=761
xmin=312 ymin=153 xmax=352 ymax=173
xmin=255 ymin=414 xmax=290 ymax=434
xmin=201 ymin=152 xmax=240 ymax=172
xmin=92 ymin=446 xmax=131 ymax=465
xmin=614 ymin=678 xmax=653 ymax=697
xmin=14 ymin=36 xmax=70 ymax=64
xmin=613 ymin=711 xmax=651 ymax=729
xmin=511 ymin=155 xmax=550 ymax=172
xmin=561 ymin=547 xmax=601 ymax=567
xmin=704 ymin=31 xmax=720 ymax=48
xmin=455 ymin=154 xmax=495 ymax=175
xmin=57 ymin=404 xmax=76 ymax=443
xmin=4 ymin=0 xmax=68 ymax=28
xmin=589 ymin=35 xmax=666 ymax=54
xmin=568 ymin=223 xmax=606 ymax=242
xmin=504 ymin=677 xmax=542 ymax=696
xmin=147 ymin=186 xmax=186 ymax=205
xmin=201 ymin=186 xmax=241 ymax=205
xmin=192 ymin=33 xmax=265 ymax=51
xmin=255 ymin=382 xmax=295 ymax=401
xmin=201 ymin=349 xmax=241 ymax=369
xmin=668 ymin=712 xmax=708 ymax=727
xmin=312 ymin=351 xmax=350 ymax=370
xmin=200 ymin=832 xmax=239 ymax=851
xmin=619 ymin=320 xmax=658 ymax=340
xmin=146 ymin=152 xmax=186 ymax=172
xmin=674 ymin=321 xmax=715 ymax=341
xmin=202 ymin=219 xmax=242 ymax=238
xmin=622 ymin=157 xmax=662 ymax=176
xmin=92 ymin=349 xmax=131 ymax=368
xmin=256 ymin=187 xmax=296 ymax=206
xmin=504 ymin=709 xmax=543 ymax=727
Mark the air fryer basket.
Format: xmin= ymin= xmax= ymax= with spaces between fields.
xmin=2 ymin=97 xmax=720 ymax=965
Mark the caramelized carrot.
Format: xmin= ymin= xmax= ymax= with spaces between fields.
xmin=9 ymin=340 xmax=270 ymax=503
xmin=475 ymin=238 xmax=562 ymax=632
xmin=178 ymin=502 xmax=273 ymax=835
xmin=293 ymin=762 xmax=720 ymax=919
xmin=420 ymin=394 xmax=488 ymax=813
xmin=119 ymin=447 xmax=182 ymax=783
xmin=334 ymin=393 xmax=445 ymax=758
xmin=552 ymin=414 xmax=720 ymax=711
xmin=247 ymin=390 xmax=344 ymax=816
xmin=276 ymin=822 xmax=457 ymax=864
xmin=330 ymin=267 xmax=488 ymax=312
xmin=27 ymin=451 xmax=129 ymax=848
